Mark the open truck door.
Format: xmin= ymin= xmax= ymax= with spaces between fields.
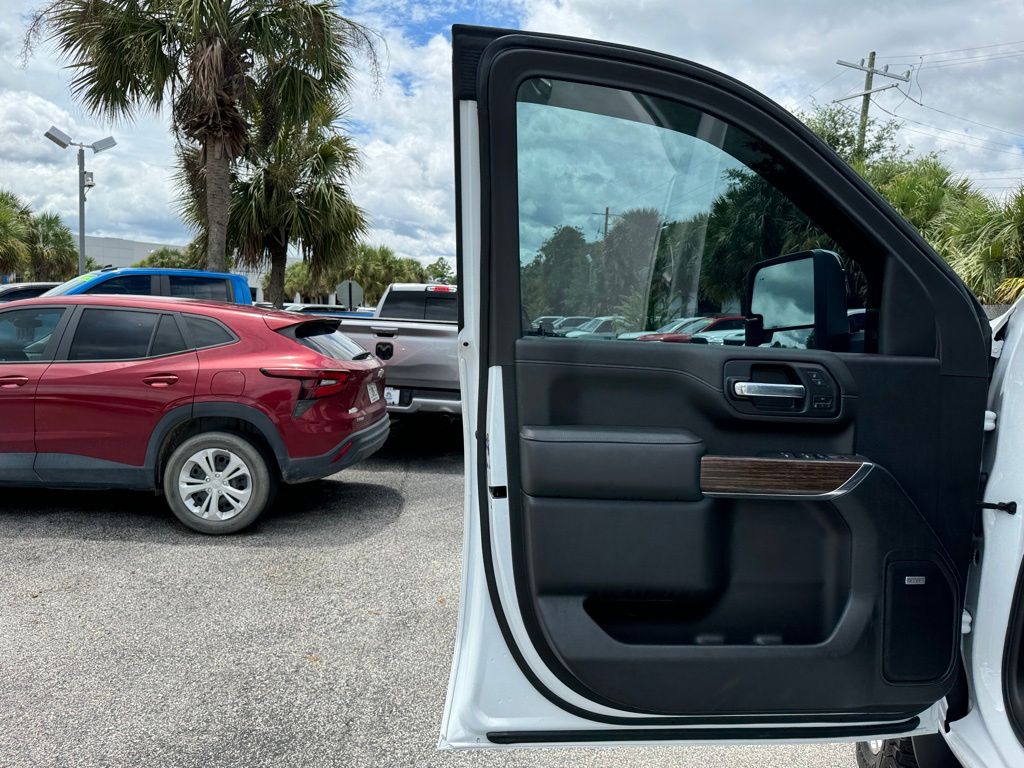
xmin=442 ymin=25 xmax=992 ymax=748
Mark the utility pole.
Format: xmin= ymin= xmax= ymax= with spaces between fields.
xmin=592 ymin=207 xmax=623 ymax=239
xmin=834 ymin=54 xmax=910 ymax=159
xmin=856 ymin=51 xmax=876 ymax=159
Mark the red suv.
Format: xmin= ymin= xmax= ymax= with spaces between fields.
xmin=0 ymin=295 xmax=389 ymax=533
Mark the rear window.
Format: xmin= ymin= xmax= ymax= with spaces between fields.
xmin=169 ymin=275 xmax=230 ymax=302
xmin=377 ymin=291 xmax=425 ymax=319
xmin=378 ymin=288 xmax=457 ymax=321
xmin=424 ymin=292 xmax=457 ymax=321
xmin=294 ymin=324 xmax=368 ymax=361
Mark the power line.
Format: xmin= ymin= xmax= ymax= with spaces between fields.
xmin=870 ymin=98 xmax=1024 ymax=151
xmin=876 ymin=39 xmax=1024 ymax=59
xmin=896 ymin=91 xmax=1024 ymax=140
xmin=920 ymin=50 xmax=1024 ymax=70
xmin=803 ymin=70 xmax=848 ymax=103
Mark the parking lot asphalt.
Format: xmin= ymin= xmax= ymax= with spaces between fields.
xmin=0 ymin=418 xmax=856 ymax=768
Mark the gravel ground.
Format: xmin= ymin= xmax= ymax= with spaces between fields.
xmin=0 ymin=418 xmax=856 ymax=768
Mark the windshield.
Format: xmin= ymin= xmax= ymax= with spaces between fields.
xmin=679 ymin=317 xmax=715 ymax=334
xmin=576 ymin=317 xmax=605 ymax=332
xmin=41 ymin=272 xmax=100 ymax=297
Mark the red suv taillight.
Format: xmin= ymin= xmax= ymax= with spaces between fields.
xmin=260 ymin=368 xmax=349 ymax=399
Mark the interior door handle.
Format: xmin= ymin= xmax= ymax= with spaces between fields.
xmin=143 ymin=374 xmax=179 ymax=388
xmin=0 ymin=375 xmax=28 ymax=388
xmin=732 ymin=381 xmax=806 ymax=399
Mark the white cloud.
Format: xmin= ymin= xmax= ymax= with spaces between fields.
xmin=1 ymin=0 xmax=1023 ymax=269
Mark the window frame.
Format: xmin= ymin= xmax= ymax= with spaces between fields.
xmin=51 ymin=306 xmax=226 ymax=363
xmin=483 ymin=56 xmax=945 ymax=366
xmin=0 ymin=305 xmax=72 ymax=363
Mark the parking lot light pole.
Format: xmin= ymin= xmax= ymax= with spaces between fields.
xmin=44 ymin=126 xmax=117 ymax=275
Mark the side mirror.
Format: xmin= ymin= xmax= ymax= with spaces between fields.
xmin=743 ymin=249 xmax=848 ymax=350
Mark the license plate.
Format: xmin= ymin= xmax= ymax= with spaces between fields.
xmin=383 ymin=386 xmax=400 ymax=406
xmin=367 ymin=383 xmax=380 ymax=403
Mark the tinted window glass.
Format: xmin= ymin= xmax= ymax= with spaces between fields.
xmin=378 ymin=291 xmax=425 ymax=319
xmin=0 ymin=308 xmax=65 ymax=361
xmin=85 ymin=274 xmax=154 ymax=296
xmin=69 ymin=309 xmax=157 ymax=360
xmin=516 ymin=78 xmax=873 ymax=351
xmin=299 ymin=329 xmax=367 ymax=361
xmin=185 ymin=316 xmax=233 ymax=348
xmin=169 ymin=275 xmax=230 ymax=302
xmin=0 ymin=287 xmax=49 ymax=302
xmin=150 ymin=315 xmax=187 ymax=357
xmin=424 ymin=292 xmax=458 ymax=321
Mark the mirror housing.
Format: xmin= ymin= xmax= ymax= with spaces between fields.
xmin=743 ymin=249 xmax=848 ymax=350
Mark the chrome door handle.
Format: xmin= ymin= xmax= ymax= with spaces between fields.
xmin=732 ymin=381 xmax=806 ymax=399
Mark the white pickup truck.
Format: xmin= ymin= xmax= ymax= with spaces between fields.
xmin=328 ymin=283 xmax=460 ymax=415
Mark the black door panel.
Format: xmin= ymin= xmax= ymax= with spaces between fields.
xmin=506 ymin=338 xmax=972 ymax=715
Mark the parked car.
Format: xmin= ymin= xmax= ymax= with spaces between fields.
xmin=441 ymin=25 xmax=1017 ymax=768
xmin=645 ymin=314 xmax=746 ymax=342
xmin=531 ymin=315 xmax=563 ymax=331
xmin=302 ymin=283 xmax=460 ymax=415
xmin=551 ymin=315 xmax=591 ymax=332
xmin=0 ymin=295 xmax=388 ymax=533
xmin=561 ymin=315 xmax=631 ymax=339
xmin=617 ymin=316 xmax=703 ymax=340
xmin=43 ymin=267 xmax=252 ymax=304
xmin=0 ymin=282 xmax=59 ymax=302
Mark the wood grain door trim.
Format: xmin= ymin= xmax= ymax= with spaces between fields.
xmin=700 ymin=456 xmax=869 ymax=497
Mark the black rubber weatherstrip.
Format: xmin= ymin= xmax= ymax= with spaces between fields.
xmin=487 ymin=717 xmax=920 ymax=744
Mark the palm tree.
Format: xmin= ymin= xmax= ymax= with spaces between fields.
xmin=180 ymin=98 xmax=366 ymax=307
xmin=25 ymin=212 xmax=77 ymax=281
xmin=27 ymin=0 xmax=378 ymax=271
xmin=0 ymin=191 xmax=31 ymax=277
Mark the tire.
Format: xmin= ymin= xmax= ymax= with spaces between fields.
xmin=163 ymin=431 xmax=276 ymax=534
xmin=856 ymin=739 xmax=919 ymax=768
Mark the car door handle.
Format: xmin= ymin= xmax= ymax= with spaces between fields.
xmin=732 ymin=381 xmax=806 ymax=399
xmin=371 ymin=326 xmax=399 ymax=338
xmin=0 ymin=375 xmax=29 ymax=388
xmin=143 ymin=374 xmax=179 ymax=388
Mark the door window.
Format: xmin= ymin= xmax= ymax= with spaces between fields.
xmin=0 ymin=308 xmax=65 ymax=362
xmin=68 ymin=309 xmax=158 ymax=360
xmin=168 ymin=275 xmax=230 ymax=302
xmin=149 ymin=315 xmax=188 ymax=357
xmin=85 ymin=274 xmax=155 ymax=296
xmin=516 ymin=78 xmax=874 ymax=350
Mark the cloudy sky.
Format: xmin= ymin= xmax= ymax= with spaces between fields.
xmin=1 ymin=0 xmax=1023 ymax=263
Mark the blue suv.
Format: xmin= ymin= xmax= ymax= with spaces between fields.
xmin=43 ymin=268 xmax=253 ymax=304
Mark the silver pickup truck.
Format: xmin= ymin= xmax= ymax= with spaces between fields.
xmin=323 ymin=283 xmax=460 ymax=415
